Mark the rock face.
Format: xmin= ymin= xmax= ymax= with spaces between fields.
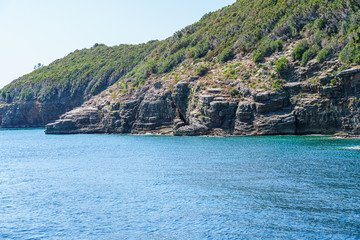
xmin=45 ymin=68 xmax=360 ymax=136
xmin=0 ymin=95 xmax=83 ymax=128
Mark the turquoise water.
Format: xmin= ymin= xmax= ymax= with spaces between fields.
xmin=0 ymin=129 xmax=359 ymax=239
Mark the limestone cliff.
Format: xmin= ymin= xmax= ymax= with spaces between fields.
xmin=45 ymin=67 xmax=360 ymax=136
xmin=0 ymin=93 xmax=83 ymax=128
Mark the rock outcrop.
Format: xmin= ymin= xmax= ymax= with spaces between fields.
xmin=45 ymin=68 xmax=360 ymax=136
xmin=0 ymin=95 xmax=83 ymax=128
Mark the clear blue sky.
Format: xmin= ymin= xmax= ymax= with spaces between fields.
xmin=0 ymin=0 xmax=235 ymax=88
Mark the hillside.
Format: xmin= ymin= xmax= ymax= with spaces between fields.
xmin=2 ymin=0 xmax=360 ymax=135
xmin=0 ymin=42 xmax=159 ymax=127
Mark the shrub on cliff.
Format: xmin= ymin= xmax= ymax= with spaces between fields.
xmin=275 ymin=57 xmax=291 ymax=78
xmin=218 ymin=46 xmax=234 ymax=63
xmin=301 ymin=46 xmax=320 ymax=66
xmin=20 ymin=89 xmax=34 ymax=101
xmin=339 ymin=42 xmax=360 ymax=64
xmin=194 ymin=42 xmax=210 ymax=59
xmin=158 ymin=50 xmax=186 ymax=73
xmin=292 ymin=40 xmax=310 ymax=60
xmin=253 ymin=38 xmax=283 ymax=63
xmin=317 ymin=45 xmax=333 ymax=63
xmin=253 ymin=52 xmax=264 ymax=63
xmin=339 ymin=25 xmax=360 ymax=63
xmin=195 ymin=64 xmax=209 ymax=76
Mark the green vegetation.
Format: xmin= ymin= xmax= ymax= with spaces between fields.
xmin=275 ymin=57 xmax=291 ymax=78
xmin=292 ymin=40 xmax=310 ymax=60
xmin=2 ymin=0 xmax=360 ymax=104
xmin=229 ymin=88 xmax=240 ymax=97
xmin=0 ymin=42 xmax=159 ymax=103
xmin=339 ymin=25 xmax=360 ymax=63
xmin=330 ymin=78 xmax=337 ymax=86
xmin=128 ymin=0 xmax=360 ymax=81
xmin=301 ymin=46 xmax=320 ymax=66
xmin=317 ymin=45 xmax=333 ymax=63
xmin=271 ymin=79 xmax=285 ymax=91
xmin=195 ymin=64 xmax=209 ymax=76
xmin=34 ymin=63 xmax=44 ymax=70
xmin=253 ymin=38 xmax=283 ymax=63
xmin=339 ymin=42 xmax=360 ymax=64
xmin=194 ymin=42 xmax=211 ymax=59
xmin=218 ymin=46 xmax=235 ymax=63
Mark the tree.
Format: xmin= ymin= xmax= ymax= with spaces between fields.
xmin=34 ymin=63 xmax=44 ymax=70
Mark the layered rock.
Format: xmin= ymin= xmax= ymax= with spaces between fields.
xmin=45 ymin=68 xmax=360 ymax=136
xmin=0 ymin=95 xmax=82 ymax=128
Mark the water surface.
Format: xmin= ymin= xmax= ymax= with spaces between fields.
xmin=0 ymin=129 xmax=359 ymax=239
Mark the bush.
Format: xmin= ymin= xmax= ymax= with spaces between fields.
xmin=21 ymin=91 xmax=33 ymax=101
xmin=301 ymin=46 xmax=320 ymax=66
xmin=253 ymin=39 xmax=283 ymax=63
xmin=195 ymin=64 xmax=209 ymax=76
xmin=1 ymin=91 xmax=13 ymax=103
xmin=168 ymin=39 xmax=190 ymax=55
xmin=186 ymin=49 xmax=195 ymax=58
xmin=339 ymin=42 xmax=360 ymax=63
xmin=275 ymin=57 xmax=291 ymax=78
xmin=270 ymin=40 xmax=283 ymax=52
xmin=158 ymin=50 xmax=185 ymax=73
xmin=142 ymin=60 xmax=158 ymax=78
xmin=253 ymin=52 xmax=264 ymax=63
xmin=218 ymin=46 xmax=234 ymax=63
xmin=317 ymin=45 xmax=333 ymax=63
xmin=5 ymin=93 xmax=12 ymax=103
xmin=271 ymin=79 xmax=284 ymax=91
xmin=348 ymin=24 xmax=359 ymax=34
xmin=311 ymin=30 xmax=327 ymax=46
xmin=292 ymin=40 xmax=310 ymax=60
xmin=313 ymin=18 xmax=326 ymax=30
xmin=194 ymin=42 xmax=210 ymax=59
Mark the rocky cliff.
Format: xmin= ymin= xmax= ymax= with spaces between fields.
xmin=0 ymin=95 xmax=82 ymax=128
xmin=45 ymin=66 xmax=360 ymax=136
xmin=2 ymin=0 xmax=360 ymax=135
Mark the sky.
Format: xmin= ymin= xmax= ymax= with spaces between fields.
xmin=0 ymin=0 xmax=235 ymax=88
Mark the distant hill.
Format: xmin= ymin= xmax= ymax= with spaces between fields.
xmin=0 ymin=42 xmax=159 ymax=103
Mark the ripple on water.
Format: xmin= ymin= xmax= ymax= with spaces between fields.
xmin=0 ymin=130 xmax=359 ymax=239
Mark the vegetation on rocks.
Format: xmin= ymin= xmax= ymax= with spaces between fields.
xmin=0 ymin=42 xmax=159 ymax=103
xmin=3 ymin=0 xmax=360 ymax=104
xmin=2 ymin=0 xmax=360 ymax=131
xmin=253 ymin=38 xmax=283 ymax=63
xmin=195 ymin=64 xmax=209 ymax=76
xmin=292 ymin=40 xmax=310 ymax=61
xmin=317 ymin=45 xmax=333 ymax=63
xmin=301 ymin=46 xmax=320 ymax=66
xmin=275 ymin=58 xmax=291 ymax=78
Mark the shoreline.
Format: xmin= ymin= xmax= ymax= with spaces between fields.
xmin=44 ymin=129 xmax=359 ymax=139
xmin=1 ymin=127 xmax=359 ymax=140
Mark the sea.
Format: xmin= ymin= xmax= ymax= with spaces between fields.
xmin=0 ymin=129 xmax=359 ymax=239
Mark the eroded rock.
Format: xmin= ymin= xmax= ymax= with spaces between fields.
xmin=44 ymin=68 xmax=360 ymax=136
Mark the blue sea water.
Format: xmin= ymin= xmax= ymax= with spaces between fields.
xmin=0 ymin=129 xmax=359 ymax=239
